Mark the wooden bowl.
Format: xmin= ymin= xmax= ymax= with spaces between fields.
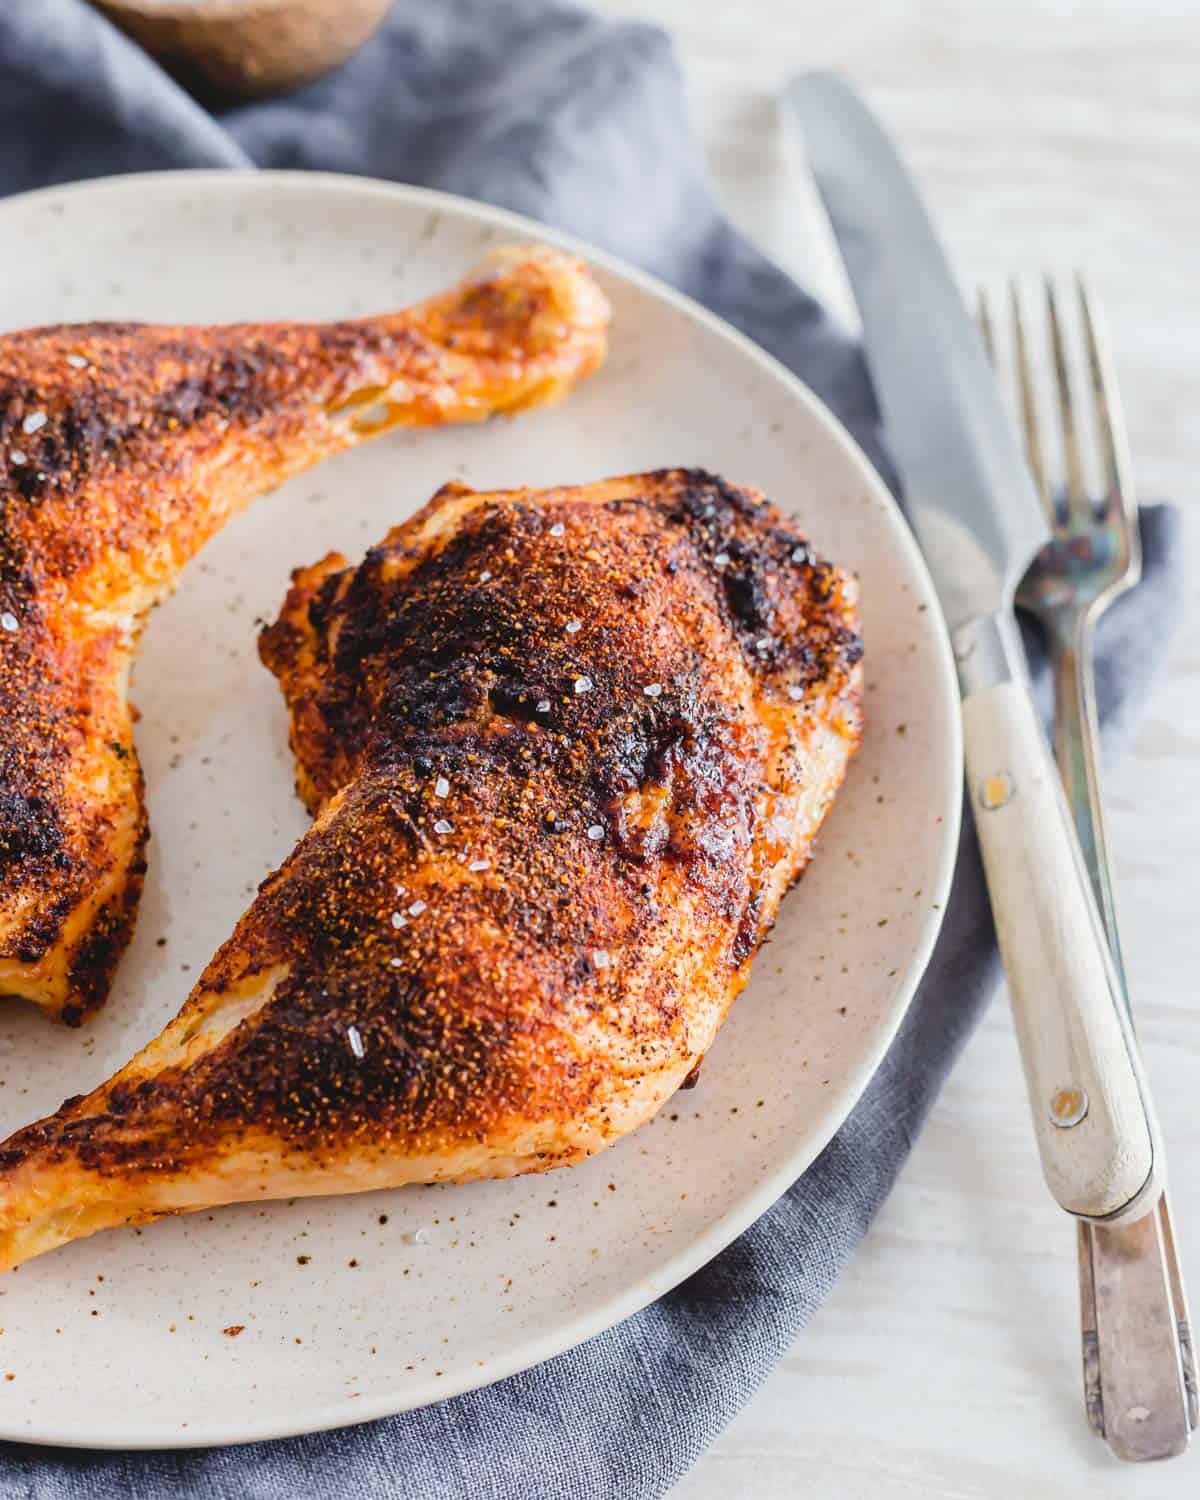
xmin=94 ymin=0 xmax=393 ymax=99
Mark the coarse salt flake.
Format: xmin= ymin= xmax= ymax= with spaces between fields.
xmin=0 ymin=612 xmax=18 ymax=633
xmin=434 ymin=776 xmax=450 ymax=798
xmin=66 ymin=354 xmax=89 ymax=370
xmin=407 ymin=900 xmax=427 ymax=917
xmin=402 ymin=1229 xmax=429 ymax=1246
xmin=536 ymin=699 xmax=551 ymax=714
xmin=479 ymin=570 xmax=492 ymax=583
xmin=389 ymin=957 xmax=403 ymax=968
xmin=586 ymin=825 xmax=604 ymax=841
xmin=574 ymin=676 xmax=593 ymax=695
xmin=21 ymin=412 xmax=46 ymax=435
xmin=787 ymin=685 xmax=805 ymax=702
xmin=713 ymin=552 xmax=730 ymax=568
xmin=434 ymin=819 xmax=453 ymax=835
xmin=756 ymin=638 xmax=771 ymax=654
xmin=9 ymin=450 xmax=26 ymax=466
xmin=390 ymin=912 xmax=407 ymax=929
xmin=468 ymin=859 xmax=490 ymax=873
xmin=642 ymin=683 xmax=663 ymax=699
xmin=592 ymin=950 xmax=611 ymax=969
xmin=565 ymin=620 xmax=582 ymax=634
xmin=549 ymin=522 xmax=566 ymax=537
xmin=346 ymin=1025 xmax=365 ymax=1059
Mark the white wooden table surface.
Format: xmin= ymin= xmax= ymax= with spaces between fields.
xmin=596 ymin=1 xmax=1200 ymax=1493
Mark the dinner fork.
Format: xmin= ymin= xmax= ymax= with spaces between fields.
xmin=979 ymin=278 xmax=1197 ymax=1462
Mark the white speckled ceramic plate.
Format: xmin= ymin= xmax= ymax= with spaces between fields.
xmin=0 ymin=173 xmax=961 ymax=1448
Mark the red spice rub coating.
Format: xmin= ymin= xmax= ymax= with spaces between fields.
xmin=0 ymin=245 xmax=609 ymax=1022
xmin=0 ymin=468 xmax=861 ymax=1272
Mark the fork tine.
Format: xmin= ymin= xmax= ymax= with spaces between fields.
xmin=1007 ymin=280 xmax=1055 ymax=521
xmin=976 ymin=286 xmax=996 ymax=364
xmin=1076 ymin=274 xmax=1137 ymax=534
xmin=1044 ymin=277 xmax=1091 ymax=523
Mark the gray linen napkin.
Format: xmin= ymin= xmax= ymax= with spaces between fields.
xmin=0 ymin=1 xmax=1184 ymax=1495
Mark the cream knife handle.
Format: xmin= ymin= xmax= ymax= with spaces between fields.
xmin=956 ymin=613 xmax=1159 ymax=1222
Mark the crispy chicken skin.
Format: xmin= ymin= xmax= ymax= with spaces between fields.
xmin=0 ymin=245 xmax=609 ymax=1024
xmin=0 ymin=469 xmax=861 ymax=1271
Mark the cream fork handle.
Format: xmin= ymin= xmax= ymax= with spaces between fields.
xmin=957 ymin=613 xmax=1159 ymax=1222
xmin=1051 ymin=617 xmax=1196 ymax=1459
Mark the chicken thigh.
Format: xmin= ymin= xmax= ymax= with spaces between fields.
xmin=0 ymin=469 xmax=861 ymax=1270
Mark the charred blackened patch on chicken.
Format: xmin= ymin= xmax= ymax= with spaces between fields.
xmin=731 ymin=889 xmax=766 ymax=968
xmin=64 ymin=864 xmax=147 ymax=1028
xmin=0 ymin=787 xmax=65 ymax=868
xmin=488 ymin=679 xmax=555 ymax=724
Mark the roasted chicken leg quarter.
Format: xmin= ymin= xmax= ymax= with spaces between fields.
xmin=0 ymin=468 xmax=862 ymax=1271
xmin=0 ymin=246 xmax=609 ymax=1023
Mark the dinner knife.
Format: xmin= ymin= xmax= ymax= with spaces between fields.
xmin=781 ymin=72 xmax=1160 ymax=1224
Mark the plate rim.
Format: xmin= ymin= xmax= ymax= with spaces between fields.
xmin=0 ymin=168 xmax=963 ymax=1449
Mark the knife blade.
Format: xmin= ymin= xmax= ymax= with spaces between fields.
xmin=782 ymin=71 xmax=1159 ymax=1225
xmin=781 ymin=71 xmax=1047 ymax=632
